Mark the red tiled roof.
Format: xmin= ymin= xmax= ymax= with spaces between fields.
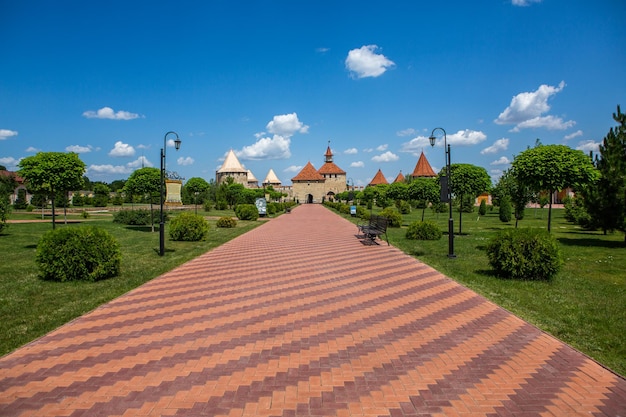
xmin=0 ymin=170 xmax=24 ymax=183
xmin=291 ymin=162 xmax=324 ymax=182
xmin=411 ymin=152 xmax=437 ymax=178
xmin=318 ymin=162 xmax=346 ymax=175
xmin=369 ymin=169 xmax=388 ymax=185
xmin=393 ymin=171 xmax=405 ymax=183
xmin=324 ymin=145 xmax=333 ymax=157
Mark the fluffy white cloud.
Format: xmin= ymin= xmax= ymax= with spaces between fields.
xmin=371 ymin=151 xmax=399 ymax=162
xmin=108 ymin=141 xmax=136 ymax=157
xmin=0 ymin=156 xmax=20 ymax=167
xmin=236 ymin=135 xmax=291 ymax=160
xmin=495 ymin=81 xmax=574 ymax=132
xmin=376 ymin=144 xmax=388 ymax=151
xmin=576 ymin=140 xmax=600 ymax=153
xmin=490 ymin=156 xmax=511 ymax=165
xmin=512 ymin=0 xmax=541 ymax=5
xmin=396 ymin=128 xmax=417 ymax=137
xmin=564 ymin=130 xmax=583 ymax=140
xmin=127 ymin=156 xmax=152 ymax=168
xmin=88 ymin=156 xmax=153 ymax=175
xmin=177 ymin=156 xmax=194 ymax=166
xmin=284 ymin=165 xmax=303 ymax=173
xmin=66 ymin=145 xmax=92 ymax=153
xmin=344 ymin=148 xmax=358 ymax=155
xmin=446 ymin=129 xmax=487 ymax=146
xmin=481 ymin=138 xmax=509 ymax=154
xmin=25 ymin=146 xmax=40 ymax=152
xmin=345 ymin=45 xmax=395 ymax=78
xmin=0 ymin=129 xmax=18 ymax=140
xmin=266 ymin=113 xmax=309 ymax=136
xmin=82 ymin=106 xmax=141 ymax=120
xmin=350 ymin=161 xmax=365 ymax=168
xmin=400 ymin=136 xmax=431 ymax=152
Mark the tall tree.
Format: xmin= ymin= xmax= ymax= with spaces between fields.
xmin=512 ymin=144 xmax=598 ymax=231
xmin=124 ymin=167 xmax=161 ymax=231
xmin=492 ymin=168 xmax=534 ymax=228
xmin=18 ymin=152 xmax=85 ymax=229
xmin=585 ymin=105 xmax=626 ymax=242
xmin=442 ymin=163 xmax=491 ymax=234
xmin=183 ymin=177 xmax=210 ymax=207
xmin=0 ymin=172 xmax=18 ymax=233
xmin=407 ymin=178 xmax=440 ymax=221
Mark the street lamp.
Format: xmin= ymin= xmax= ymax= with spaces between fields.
xmin=429 ymin=127 xmax=456 ymax=258
xmin=160 ymin=131 xmax=181 ymax=256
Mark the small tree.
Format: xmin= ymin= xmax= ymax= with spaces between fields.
xmin=408 ymin=178 xmax=440 ymax=221
xmin=512 ymin=144 xmax=598 ymax=232
xmin=443 ymin=163 xmax=491 ymax=234
xmin=0 ymin=172 xmax=18 ymax=233
xmin=124 ymin=167 xmax=161 ymax=231
xmin=183 ymin=177 xmax=210 ymax=210
xmin=18 ymin=152 xmax=86 ymax=229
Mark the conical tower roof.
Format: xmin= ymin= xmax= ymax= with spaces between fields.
xmin=393 ymin=171 xmax=405 ymax=183
xmin=217 ymin=150 xmax=247 ymax=174
xmin=247 ymin=170 xmax=258 ymax=182
xmin=263 ymin=169 xmax=281 ymax=185
xmin=411 ymin=151 xmax=437 ymax=178
xmin=292 ymin=162 xmax=324 ymax=182
xmin=369 ymin=169 xmax=388 ymax=186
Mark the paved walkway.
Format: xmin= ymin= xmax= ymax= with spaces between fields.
xmin=1 ymin=204 xmax=624 ymax=417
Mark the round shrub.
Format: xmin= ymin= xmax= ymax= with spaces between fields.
xmin=380 ymin=207 xmax=402 ymax=227
xmin=36 ymin=226 xmax=121 ymax=282
xmin=499 ymin=196 xmax=512 ymax=223
xmin=169 ymin=212 xmax=209 ymax=241
xmin=478 ymin=199 xmax=487 ymax=216
xmin=216 ymin=216 xmax=237 ymax=228
xmin=235 ymin=204 xmax=259 ymax=221
xmin=486 ymin=228 xmax=562 ymax=280
xmin=113 ymin=209 xmax=152 ymax=225
xmin=397 ymin=200 xmax=412 ymax=214
xmin=405 ymin=221 xmax=442 ymax=240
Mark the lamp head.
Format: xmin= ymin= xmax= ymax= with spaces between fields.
xmin=428 ymin=135 xmax=436 ymax=147
xmin=174 ymin=137 xmax=182 ymax=150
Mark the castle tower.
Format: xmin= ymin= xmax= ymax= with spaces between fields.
xmin=410 ymin=151 xmax=437 ymax=178
xmin=216 ymin=150 xmax=248 ymax=186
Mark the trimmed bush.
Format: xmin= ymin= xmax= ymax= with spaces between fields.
xmin=478 ymin=199 xmax=487 ymax=216
xmin=216 ymin=216 xmax=237 ymax=228
xmin=405 ymin=221 xmax=442 ymax=240
xmin=235 ymin=204 xmax=259 ymax=220
xmin=499 ymin=196 xmax=512 ymax=223
xmin=113 ymin=209 xmax=153 ymax=225
xmin=169 ymin=212 xmax=209 ymax=241
xmin=486 ymin=228 xmax=562 ymax=280
xmin=380 ymin=207 xmax=402 ymax=227
xmin=397 ymin=200 xmax=412 ymax=214
xmin=36 ymin=226 xmax=121 ymax=282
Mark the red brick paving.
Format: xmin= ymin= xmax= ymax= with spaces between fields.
xmin=1 ymin=204 xmax=624 ymax=417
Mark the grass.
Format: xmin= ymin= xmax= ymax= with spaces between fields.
xmin=0 ymin=209 xmax=260 ymax=356
xmin=344 ymin=205 xmax=625 ymax=376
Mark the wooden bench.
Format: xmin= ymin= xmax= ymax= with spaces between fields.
xmin=357 ymin=215 xmax=389 ymax=245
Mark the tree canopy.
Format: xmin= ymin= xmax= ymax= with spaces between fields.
xmin=442 ymin=163 xmax=491 ymax=234
xmin=512 ymin=144 xmax=598 ymax=231
xmin=408 ymin=178 xmax=440 ymax=221
xmin=18 ymin=152 xmax=85 ymax=229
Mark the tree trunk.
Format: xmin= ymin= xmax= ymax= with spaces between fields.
xmin=547 ymin=190 xmax=553 ymax=232
xmin=51 ymin=189 xmax=56 ymax=230
xmin=458 ymin=195 xmax=463 ymax=235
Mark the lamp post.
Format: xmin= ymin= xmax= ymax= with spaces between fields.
xmin=429 ymin=127 xmax=456 ymax=258
xmin=160 ymin=131 xmax=181 ymax=256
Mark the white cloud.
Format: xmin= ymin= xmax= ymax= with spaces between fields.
xmin=491 ymin=156 xmax=511 ymax=165
xmin=284 ymin=165 xmax=303 ymax=173
xmin=316 ymin=47 xmax=330 ymax=53
xmin=481 ymin=138 xmax=509 ymax=155
xmin=66 ymin=144 xmax=92 ymax=153
xmin=127 ymin=156 xmax=152 ymax=168
xmin=564 ymin=130 xmax=583 ymax=140
xmin=371 ymin=151 xmax=399 ymax=163
xmin=88 ymin=156 xmax=153 ymax=175
xmin=236 ymin=135 xmax=291 ymax=160
xmin=25 ymin=146 xmax=40 ymax=152
xmin=376 ymin=144 xmax=388 ymax=151
xmin=350 ymin=161 xmax=365 ymax=168
xmin=345 ymin=45 xmax=395 ymax=78
xmin=397 ymin=128 xmax=416 ymax=137
xmin=363 ymin=148 xmax=374 ymax=153
xmin=0 ymin=129 xmax=18 ymax=140
xmin=108 ymin=141 xmax=136 ymax=157
xmin=0 ymin=156 xmax=20 ymax=167
xmin=495 ymin=81 xmax=574 ymax=132
xmin=82 ymin=106 xmax=141 ymax=120
xmin=446 ymin=129 xmax=487 ymax=146
xmin=490 ymin=169 xmax=504 ymax=182
xmin=177 ymin=156 xmax=194 ymax=166
xmin=344 ymin=148 xmax=358 ymax=155
xmin=512 ymin=0 xmax=541 ymax=5
xmin=137 ymin=144 xmax=151 ymax=149
xmin=400 ymin=136 xmax=431 ymax=152
xmin=576 ymin=140 xmax=600 ymax=153
xmin=266 ymin=113 xmax=309 ymax=136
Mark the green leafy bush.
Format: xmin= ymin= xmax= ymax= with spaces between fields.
xmin=397 ymin=200 xmax=412 ymax=214
xmin=216 ymin=216 xmax=237 ymax=228
xmin=215 ymin=200 xmax=228 ymax=210
xmin=478 ymin=199 xmax=487 ymax=216
xmin=235 ymin=204 xmax=259 ymax=220
xmin=380 ymin=207 xmax=402 ymax=227
xmin=113 ymin=209 xmax=154 ymax=225
xmin=169 ymin=212 xmax=209 ymax=241
xmin=405 ymin=221 xmax=442 ymax=240
xmin=486 ymin=228 xmax=562 ymax=280
xmin=36 ymin=226 xmax=121 ymax=282
xmin=499 ymin=196 xmax=512 ymax=222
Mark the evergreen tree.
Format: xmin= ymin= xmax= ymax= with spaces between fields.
xmin=585 ymin=105 xmax=626 ymax=242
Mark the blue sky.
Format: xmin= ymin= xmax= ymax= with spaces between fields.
xmin=1 ymin=1 xmax=625 ymax=187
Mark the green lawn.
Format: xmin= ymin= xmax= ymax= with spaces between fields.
xmin=347 ymin=206 xmax=625 ymax=376
xmin=0 ymin=210 xmax=260 ymax=356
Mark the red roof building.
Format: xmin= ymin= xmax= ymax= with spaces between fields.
xmin=410 ymin=151 xmax=437 ymax=178
xmin=369 ymin=169 xmax=389 ymax=186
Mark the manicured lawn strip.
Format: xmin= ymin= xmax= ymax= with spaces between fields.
xmin=345 ymin=206 xmax=625 ymax=376
xmin=0 ymin=215 xmax=260 ymax=356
